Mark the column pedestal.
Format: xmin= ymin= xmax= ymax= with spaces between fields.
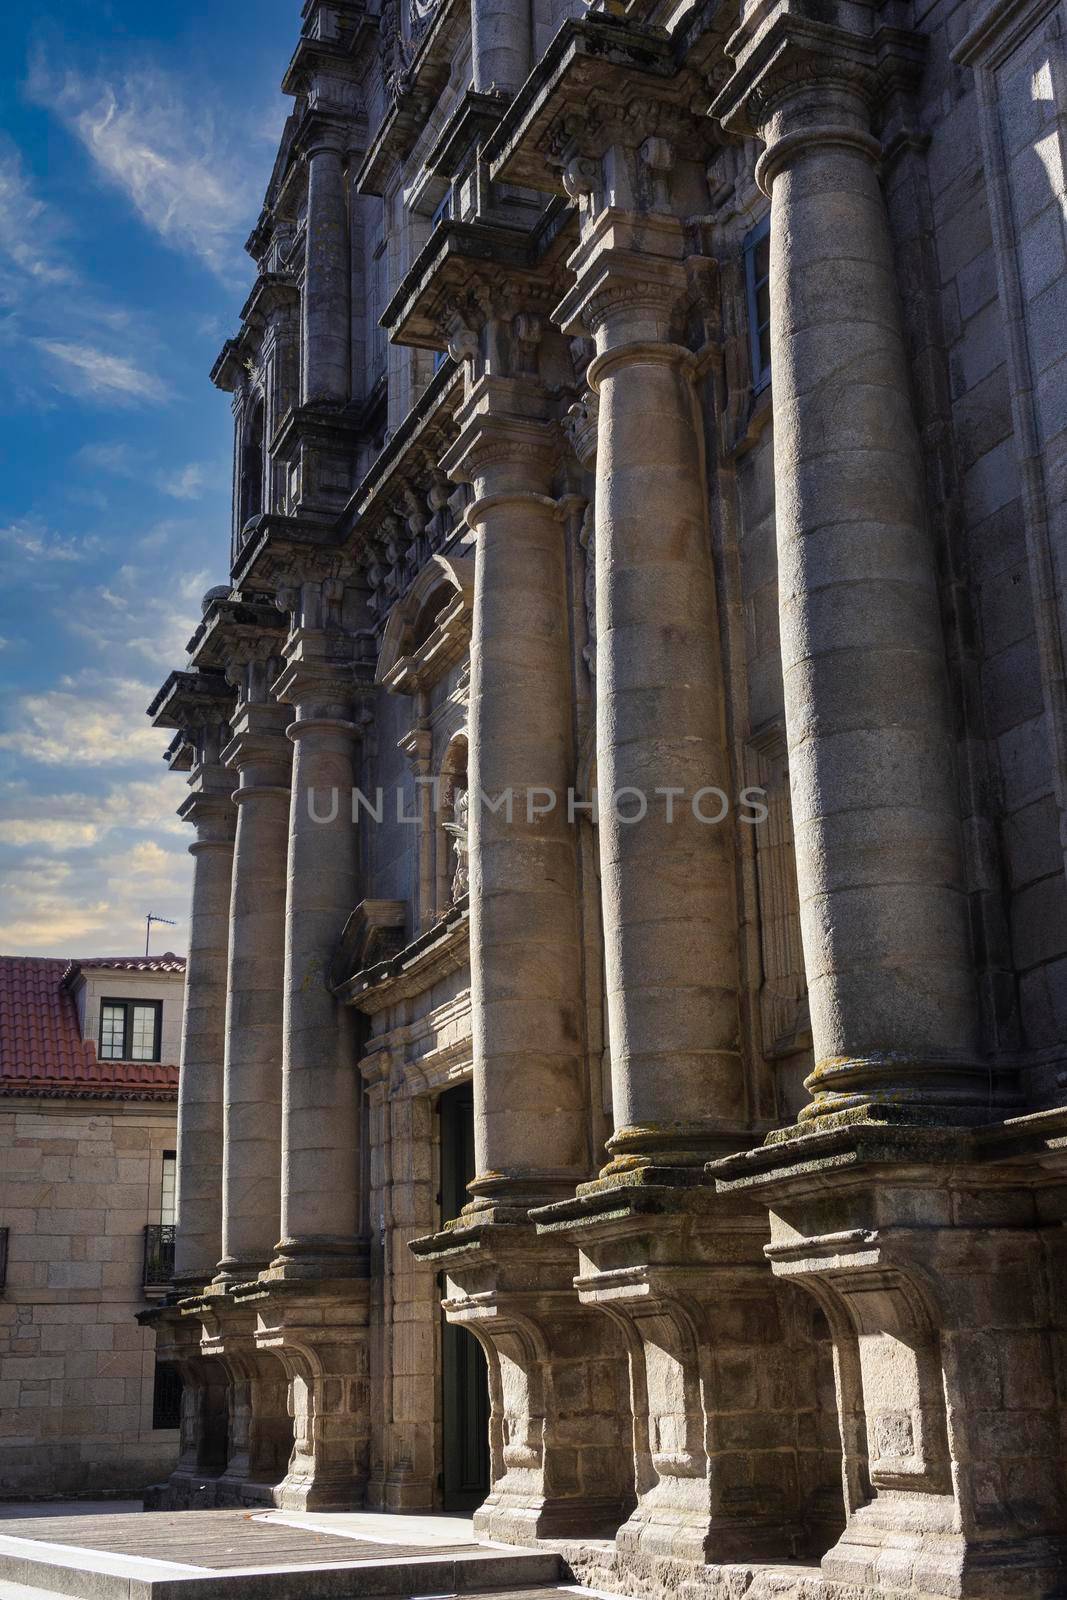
xmin=411 ymin=1223 xmax=634 ymax=1543
xmin=533 ymin=1179 xmax=844 ymax=1573
xmin=195 ymin=1290 xmax=293 ymax=1507
xmin=712 ymin=1117 xmax=1067 ymax=1599
xmin=238 ymin=1279 xmax=372 ymax=1511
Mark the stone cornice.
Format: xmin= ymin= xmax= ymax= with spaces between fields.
xmin=424 ymin=88 xmax=511 ymax=180
xmin=147 ymin=669 xmax=234 ymax=730
xmin=484 ymin=15 xmax=680 ymax=193
xmin=382 ymin=215 xmax=572 ymax=352
xmin=186 ymin=594 xmax=288 ymax=672
xmin=231 ymin=515 xmax=351 ymax=596
xmin=334 ymin=899 xmax=470 ymax=1013
xmin=282 ymin=2 xmax=378 ymax=100
xmin=343 ymin=360 xmax=463 ymax=538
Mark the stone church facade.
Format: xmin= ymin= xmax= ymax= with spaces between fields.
xmin=145 ymin=0 xmax=1067 ymax=1592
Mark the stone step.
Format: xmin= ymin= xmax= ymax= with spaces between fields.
xmin=0 ymin=1524 xmax=565 ymax=1600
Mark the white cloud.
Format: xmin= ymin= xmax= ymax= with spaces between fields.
xmin=0 ymin=672 xmax=163 ymax=767
xmin=35 ymin=339 xmax=164 ymax=403
xmin=31 ymin=58 xmax=263 ymax=280
xmin=0 ymin=775 xmax=191 ymax=955
xmin=0 ymin=518 xmax=102 ymax=567
xmin=0 ymin=139 xmax=77 ymax=289
xmin=75 ymin=441 xmax=138 ymax=475
xmin=159 ymin=463 xmax=207 ymax=501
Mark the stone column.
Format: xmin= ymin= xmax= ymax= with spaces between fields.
xmin=714 ymin=15 xmax=986 ymax=1124
xmin=216 ymin=665 xmax=291 ymax=1281
xmin=173 ymin=784 xmax=236 ymax=1290
xmin=302 ymin=130 xmax=351 ymax=407
xmin=554 ymin=214 xmax=743 ymax=1169
xmin=441 ymin=384 xmax=590 ymax=1212
xmin=471 ymin=0 xmax=531 ymax=95
xmin=271 ymin=593 xmax=364 ymax=1278
xmin=413 ymin=359 xmax=633 ymax=1546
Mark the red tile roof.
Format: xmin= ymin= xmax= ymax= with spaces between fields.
xmin=0 ymin=956 xmax=183 ymax=1101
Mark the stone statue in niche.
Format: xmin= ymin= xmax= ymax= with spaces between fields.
xmin=445 ymin=787 xmax=469 ymax=902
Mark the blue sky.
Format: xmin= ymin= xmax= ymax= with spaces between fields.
xmin=0 ymin=1 xmax=299 ymax=956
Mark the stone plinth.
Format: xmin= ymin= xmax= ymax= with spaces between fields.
xmin=238 ymin=1278 xmax=372 ymax=1511
xmin=411 ymin=1216 xmax=634 ymax=1543
xmin=533 ymin=1176 xmax=844 ymax=1574
xmin=711 ymin=1113 xmax=1067 ymax=1599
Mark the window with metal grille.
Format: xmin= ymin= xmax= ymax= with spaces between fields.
xmin=743 ymin=214 xmax=772 ymax=394
xmin=152 ymin=1361 xmax=182 ymax=1430
xmin=99 ymin=999 xmax=162 ymax=1062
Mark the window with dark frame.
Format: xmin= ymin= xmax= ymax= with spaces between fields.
xmin=152 ymin=1360 xmax=183 ymax=1430
xmin=743 ymin=214 xmax=772 ymax=394
xmin=99 ymin=999 xmax=162 ymax=1063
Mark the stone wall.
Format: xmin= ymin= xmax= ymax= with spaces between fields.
xmin=0 ymin=1100 xmax=178 ymax=1498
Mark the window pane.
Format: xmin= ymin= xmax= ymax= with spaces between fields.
xmin=130 ymin=1004 xmax=158 ymax=1061
xmin=100 ymin=1004 xmax=125 ymax=1060
xmin=160 ymin=1151 xmax=177 ymax=1225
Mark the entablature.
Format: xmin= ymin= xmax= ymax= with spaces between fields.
xmin=333 ymin=896 xmax=469 ymax=1013
xmin=382 ymin=211 xmax=572 ymax=351
xmin=185 ymin=592 xmax=288 ymax=676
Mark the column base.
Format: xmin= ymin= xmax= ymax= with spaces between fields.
xmin=267 ymin=1235 xmax=369 ymax=1281
xmin=795 ymin=1055 xmax=1022 ymax=1128
xmin=232 ymin=1275 xmax=372 ymax=1512
xmin=712 ymin=1108 xmax=1067 ymax=1600
xmin=410 ymin=1212 xmax=634 ymax=1544
xmin=533 ymin=1171 xmax=840 ymax=1570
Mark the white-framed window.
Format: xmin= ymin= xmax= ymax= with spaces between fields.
xmin=99 ymin=999 xmax=162 ymax=1063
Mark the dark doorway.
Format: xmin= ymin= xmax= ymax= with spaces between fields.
xmin=438 ymin=1082 xmax=490 ymax=1512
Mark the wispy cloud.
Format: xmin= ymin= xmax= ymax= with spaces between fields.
xmin=78 ymin=443 xmax=212 ymax=501
xmin=0 ymin=518 xmax=102 ymax=567
xmin=0 ymin=138 xmax=77 ymax=289
xmin=30 ymin=56 xmax=264 ymax=279
xmin=35 ymin=339 xmax=164 ymax=403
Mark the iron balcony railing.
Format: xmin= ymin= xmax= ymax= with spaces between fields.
xmin=143 ymin=1224 xmax=175 ymax=1289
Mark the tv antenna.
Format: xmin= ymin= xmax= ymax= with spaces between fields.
xmin=145 ymin=914 xmax=177 ymax=957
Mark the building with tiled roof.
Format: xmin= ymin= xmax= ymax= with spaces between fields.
xmin=0 ymin=952 xmax=185 ymax=1498
xmin=0 ymin=956 xmax=183 ymax=1101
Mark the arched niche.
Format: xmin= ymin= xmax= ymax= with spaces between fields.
xmin=377 ymin=554 xmax=474 ymax=695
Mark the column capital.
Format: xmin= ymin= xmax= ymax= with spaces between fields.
xmin=712 ymin=10 xmax=925 ymax=187
xmin=555 ymin=244 xmax=693 ymax=351
xmin=221 ymin=700 xmax=293 ymax=788
xmin=272 ymin=646 xmax=372 ymax=723
xmin=442 ymin=391 xmax=561 ymax=505
xmin=177 ymin=785 xmax=237 ymax=850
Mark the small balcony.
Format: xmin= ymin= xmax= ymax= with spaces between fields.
xmin=143 ymin=1224 xmax=176 ymax=1291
